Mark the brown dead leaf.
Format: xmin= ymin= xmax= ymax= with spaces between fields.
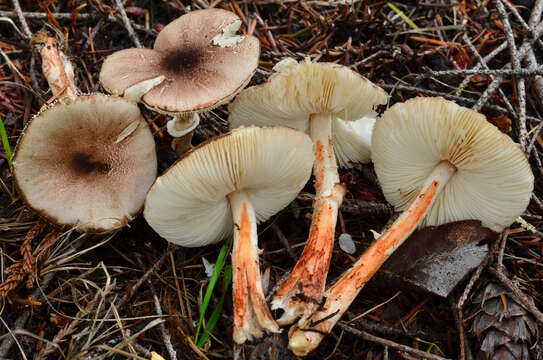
xmin=381 ymin=220 xmax=497 ymax=297
xmin=488 ymin=114 xmax=512 ymax=133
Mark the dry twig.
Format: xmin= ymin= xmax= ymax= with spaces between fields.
xmin=114 ymin=0 xmax=142 ymax=48
xmin=337 ymin=322 xmax=450 ymax=360
xmin=10 ymin=0 xmax=31 ymax=38
xmin=148 ymin=280 xmax=177 ymax=360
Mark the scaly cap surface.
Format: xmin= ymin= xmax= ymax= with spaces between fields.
xmin=13 ymin=94 xmax=157 ymax=232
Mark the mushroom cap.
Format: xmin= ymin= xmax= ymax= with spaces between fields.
xmin=13 ymin=94 xmax=157 ymax=232
xmin=372 ymin=97 xmax=533 ymax=232
xmin=229 ymin=59 xmax=389 ymax=131
xmin=99 ymin=8 xmax=260 ymax=115
xmin=228 ymin=58 xmax=388 ymax=165
xmin=143 ymin=126 xmax=314 ymax=247
xmin=333 ymin=113 xmax=377 ymax=167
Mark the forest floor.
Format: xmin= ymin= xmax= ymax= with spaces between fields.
xmin=1 ymin=0 xmax=543 ymax=359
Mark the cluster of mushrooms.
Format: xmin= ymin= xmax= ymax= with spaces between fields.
xmin=12 ymin=8 xmax=534 ymax=356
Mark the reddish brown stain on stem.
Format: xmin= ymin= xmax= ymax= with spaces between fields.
xmin=377 ymin=180 xmax=439 ymax=256
xmin=327 ymin=137 xmax=334 ymax=161
xmin=326 ymin=181 xmax=441 ymax=310
xmin=275 ymin=199 xmax=335 ymax=300
xmin=315 ymin=140 xmax=325 ymax=163
xmin=233 ymin=203 xmax=278 ymax=340
xmin=314 ymin=140 xmax=327 ymax=194
xmin=239 ymin=203 xmax=252 ymax=241
xmin=233 ymin=203 xmax=252 ymax=330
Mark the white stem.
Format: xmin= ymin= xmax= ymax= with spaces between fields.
xmin=166 ymin=113 xmax=200 ymax=138
xmin=288 ymin=161 xmax=457 ymax=356
xmin=309 ymin=112 xmax=339 ymax=198
xmin=228 ymin=190 xmax=279 ymax=344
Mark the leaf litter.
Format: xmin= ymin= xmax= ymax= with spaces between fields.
xmin=0 ymin=1 xmax=543 ymax=359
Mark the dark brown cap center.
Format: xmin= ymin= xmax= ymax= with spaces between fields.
xmin=161 ymin=47 xmax=203 ymax=76
xmin=72 ymin=152 xmax=111 ymax=174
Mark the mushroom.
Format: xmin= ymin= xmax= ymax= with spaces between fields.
xmin=12 ymin=94 xmax=157 ymax=233
xmin=143 ymin=126 xmax=314 ymax=343
xmin=287 ymin=97 xmax=534 ymax=356
xmin=99 ymin=8 xmax=260 ymax=151
xmin=228 ymin=58 xmax=389 ymax=324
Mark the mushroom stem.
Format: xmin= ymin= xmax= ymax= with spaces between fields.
xmin=167 ymin=113 xmax=200 ymax=152
xmin=310 ymin=112 xmax=340 ymax=198
xmin=228 ymin=190 xmax=280 ymax=344
xmin=170 ymin=132 xmax=194 ymax=153
xmin=34 ymin=34 xmax=77 ymax=100
xmin=272 ymin=112 xmax=346 ymax=323
xmin=288 ymin=160 xmax=457 ymax=356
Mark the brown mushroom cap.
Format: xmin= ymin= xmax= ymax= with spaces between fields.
xmin=12 ymin=94 xmax=157 ymax=232
xmin=99 ymin=8 xmax=260 ymax=115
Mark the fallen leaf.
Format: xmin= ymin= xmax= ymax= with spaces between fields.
xmin=488 ymin=114 xmax=512 ymax=133
xmin=381 ymin=220 xmax=496 ymax=297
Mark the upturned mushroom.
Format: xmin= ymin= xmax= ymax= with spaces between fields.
xmin=228 ymin=58 xmax=389 ymax=324
xmin=99 ymin=8 xmax=260 ymax=150
xmin=13 ymin=94 xmax=157 ymax=233
xmin=288 ymin=97 xmax=534 ymax=356
xmin=143 ymin=126 xmax=314 ymax=343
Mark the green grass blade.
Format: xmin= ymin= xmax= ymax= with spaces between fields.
xmin=194 ymin=236 xmax=233 ymax=345
xmin=387 ymin=3 xmax=419 ymax=30
xmin=289 ymin=15 xmax=336 ymax=39
xmin=0 ymin=115 xmax=13 ymax=171
xmin=197 ymin=265 xmax=232 ymax=347
xmin=449 ymin=83 xmax=468 ymax=95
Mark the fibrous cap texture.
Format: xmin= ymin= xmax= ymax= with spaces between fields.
xmin=372 ymin=97 xmax=533 ymax=232
xmin=99 ymin=8 xmax=259 ymax=115
xmin=13 ymin=94 xmax=157 ymax=232
xmin=143 ymin=126 xmax=314 ymax=247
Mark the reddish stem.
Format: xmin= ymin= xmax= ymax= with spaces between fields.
xmin=272 ymin=112 xmax=345 ymax=323
xmin=288 ymin=161 xmax=457 ymax=356
xmin=229 ymin=190 xmax=279 ymax=344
